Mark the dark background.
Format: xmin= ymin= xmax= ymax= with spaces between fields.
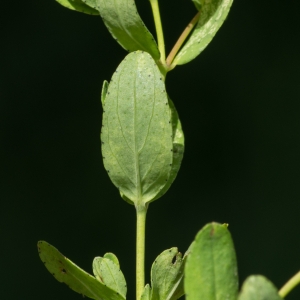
xmin=1 ymin=0 xmax=300 ymax=299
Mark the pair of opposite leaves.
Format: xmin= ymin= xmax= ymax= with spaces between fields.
xmin=39 ymin=223 xmax=283 ymax=300
xmin=56 ymin=0 xmax=233 ymax=66
xmin=38 ymin=241 xmax=187 ymax=300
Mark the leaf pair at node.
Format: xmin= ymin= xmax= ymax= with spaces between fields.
xmin=56 ymin=0 xmax=234 ymax=69
xmin=101 ymin=51 xmax=184 ymax=206
xmin=38 ymin=241 xmax=126 ymax=300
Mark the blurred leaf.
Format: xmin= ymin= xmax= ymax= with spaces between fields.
xmin=95 ymin=0 xmax=160 ymax=59
xmin=238 ymin=275 xmax=283 ymax=300
xmin=56 ymin=0 xmax=99 ymax=15
xmin=173 ymin=0 xmax=233 ymax=65
xmin=103 ymin=252 xmax=120 ymax=267
xmin=93 ymin=255 xmax=127 ymax=298
xmin=101 ymin=51 xmax=173 ymax=205
xmin=82 ymin=0 xmax=98 ymax=9
xmin=141 ymin=284 xmax=151 ymax=300
xmin=150 ymin=247 xmax=186 ymax=300
xmin=151 ymin=97 xmax=184 ymax=202
xmin=184 ymin=223 xmax=238 ymax=300
xmin=101 ymin=80 xmax=109 ymax=105
xmin=37 ymin=241 xmax=124 ymax=300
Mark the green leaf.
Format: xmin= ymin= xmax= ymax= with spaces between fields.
xmin=150 ymin=247 xmax=186 ymax=300
xmin=184 ymin=223 xmax=238 ymax=300
xmin=151 ymin=97 xmax=184 ymax=202
xmin=93 ymin=256 xmax=127 ymax=298
xmin=101 ymin=51 xmax=173 ymax=205
xmin=173 ymin=0 xmax=233 ymax=65
xmin=82 ymin=0 xmax=98 ymax=9
xmin=56 ymin=0 xmax=99 ymax=15
xmin=37 ymin=241 xmax=125 ymax=300
xmin=103 ymin=252 xmax=120 ymax=267
xmin=141 ymin=284 xmax=151 ymax=300
xmin=238 ymin=276 xmax=283 ymax=300
xmin=95 ymin=0 xmax=160 ymax=60
xmin=101 ymin=80 xmax=109 ymax=105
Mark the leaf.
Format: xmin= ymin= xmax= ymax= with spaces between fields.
xmin=173 ymin=0 xmax=233 ymax=65
xmin=238 ymin=276 xmax=283 ymax=300
xmin=141 ymin=284 xmax=151 ymax=300
xmin=101 ymin=80 xmax=109 ymax=105
xmin=95 ymin=0 xmax=160 ymax=60
xmin=184 ymin=223 xmax=238 ymax=300
xmin=103 ymin=252 xmax=120 ymax=267
xmin=150 ymin=97 xmax=184 ymax=202
xmin=101 ymin=51 xmax=173 ymax=205
xmin=150 ymin=247 xmax=186 ymax=300
xmin=82 ymin=0 xmax=98 ymax=9
xmin=37 ymin=241 xmax=124 ymax=300
xmin=93 ymin=256 xmax=127 ymax=298
xmin=56 ymin=0 xmax=99 ymax=15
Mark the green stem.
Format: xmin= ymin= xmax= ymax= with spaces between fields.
xmin=149 ymin=0 xmax=165 ymax=63
xmin=136 ymin=204 xmax=147 ymax=300
xmin=166 ymin=11 xmax=200 ymax=67
xmin=279 ymin=271 xmax=300 ymax=298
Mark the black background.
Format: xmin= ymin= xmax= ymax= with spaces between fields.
xmin=1 ymin=0 xmax=300 ymax=299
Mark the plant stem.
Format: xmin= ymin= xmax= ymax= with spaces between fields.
xmin=278 ymin=271 xmax=300 ymax=298
xmin=136 ymin=204 xmax=147 ymax=300
xmin=166 ymin=11 xmax=200 ymax=67
xmin=149 ymin=0 xmax=165 ymax=63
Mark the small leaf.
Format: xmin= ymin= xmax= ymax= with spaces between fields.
xmin=141 ymin=284 xmax=151 ymax=300
xmin=95 ymin=0 xmax=160 ymax=60
xmin=56 ymin=0 xmax=99 ymax=15
xmin=238 ymin=275 xmax=283 ymax=300
xmin=37 ymin=241 xmax=125 ymax=300
xmin=185 ymin=223 xmax=238 ymax=300
xmin=101 ymin=80 xmax=109 ymax=105
xmin=150 ymin=247 xmax=186 ymax=300
xmin=101 ymin=51 xmax=173 ymax=205
xmin=103 ymin=252 xmax=120 ymax=267
xmin=151 ymin=97 xmax=184 ymax=202
xmin=173 ymin=0 xmax=233 ymax=65
xmin=93 ymin=256 xmax=127 ymax=298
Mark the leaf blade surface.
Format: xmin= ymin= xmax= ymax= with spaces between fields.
xmin=93 ymin=256 xmax=127 ymax=298
xmin=238 ymin=275 xmax=283 ymax=300
xmin=56 ymin=0 xmax=99 ymax=15
xmin=184 ymin=223 xmax=238 ymax=300
xmin=101 ymin=51 xmax=173 ymax=205
xmin=151 ymin=97 xmax=184 ymax=202
xmin=173 ymin=0 xmax=233 ymax=65
xmin=150 ymin=247 xmax=186 ymax=300
xmin=37 ymin=241 xmax=124 ymax=300
xmin=96 ymin=0 xmax=160 ymax=59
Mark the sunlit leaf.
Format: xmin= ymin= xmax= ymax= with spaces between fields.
xmin=173 ymin=0 xmax=233 ymax=65
xmin=238 ymin=275 xmax=283 ymax=300
xmin=37 ymin=241 xmax=124 ymax=300
xmin=151 ymin=97 xmax=184 ymax=202
xmin=56 ymin=0 xmax=99 ymax=15
xmin=95 ymin=0 xmax=160 ymax=59
xmin=184 ymin=223 xmax=238 ymax=300
xmin=150 ymin=247 xmax=186 ymax=300
xmin=101 ymin=51 xmax=173 ymax=205
xmin=141 ymin=284 xmax=151 ymax=300
xmin=93 ymin=255 xmax=127 ymax=298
